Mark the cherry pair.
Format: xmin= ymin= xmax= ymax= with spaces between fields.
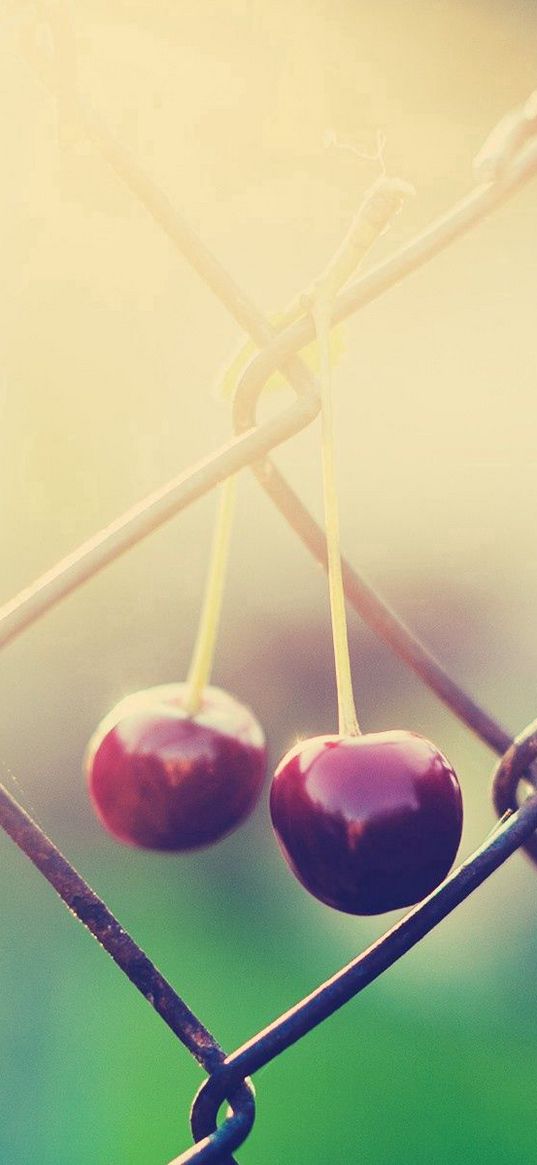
xmin=86 ymin=685 xmax=463 ymax=916
xmin=87 ymin=173 xmax=464 ymax=918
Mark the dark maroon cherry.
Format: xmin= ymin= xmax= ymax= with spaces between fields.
xmin=270 ymin=730 xmax=463 ymax=915
xmin=86 ymin=683 xmax=267 ymax=851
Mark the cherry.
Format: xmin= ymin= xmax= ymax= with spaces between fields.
xmin=270 ymin=730 xmax=463 ymax=915
xmin=86 ymin=683 xmax=267 ymax=851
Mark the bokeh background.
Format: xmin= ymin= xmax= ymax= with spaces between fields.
xmin=1 ymin=1 xmax=537 ymax=1161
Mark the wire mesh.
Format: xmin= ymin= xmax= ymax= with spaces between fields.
xmin=2 ymin=18 xmax=537 ymax=1162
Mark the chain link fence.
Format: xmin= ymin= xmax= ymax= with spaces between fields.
xmin=2 ymin=10 xmax=537 ymax=1162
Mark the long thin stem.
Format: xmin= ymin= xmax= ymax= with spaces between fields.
xmin=185 ymin=475 xmax=238 ymax=715
xmin=313 ymin=297 xmax=360 ymax=737
xmin=306 ymin=178 xmax=413 ymax=737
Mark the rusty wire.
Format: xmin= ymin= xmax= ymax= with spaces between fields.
xmin=2 ymin=40 xmax=537 ymax=1162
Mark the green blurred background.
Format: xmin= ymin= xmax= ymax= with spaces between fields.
xmin=1 ymin=1 xmax=537 ymax=1161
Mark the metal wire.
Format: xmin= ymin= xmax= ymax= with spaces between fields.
xmin=2 ymin=53 xmax=537 ymax=1163
xmin=492 ymin=717 xmax=537 ymax=864
xmin=190 ymin=780 xmax=537 ymax=1149
xmin=0 ymin=781 xmax=254 ymax=1165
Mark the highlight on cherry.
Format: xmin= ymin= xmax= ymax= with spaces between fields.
xmin=86 ymin=682 xmax=267 ymax=851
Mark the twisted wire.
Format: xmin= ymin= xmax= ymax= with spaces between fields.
xmin=492 ymin=717 xmax=537 ymax=864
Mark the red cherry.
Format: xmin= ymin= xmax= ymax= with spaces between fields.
xmin=270 ymin=730 xmax=463 ymax=915
xmin=86 ymin=684 xmax=267 ymax=851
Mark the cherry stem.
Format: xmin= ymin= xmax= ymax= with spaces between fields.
xmin=185 ymin=474 xmax=238 ymax=716
xmin=313 ymin=296 xmax=360 ymax=738
xmin=305 ymin=178 xmax=413 ymax=738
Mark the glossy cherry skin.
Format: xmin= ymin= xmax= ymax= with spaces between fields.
xmin=86 ymin=684 xmax=267 ymax=851
xmin=270 ymin=730 xmax=463 ymax=915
